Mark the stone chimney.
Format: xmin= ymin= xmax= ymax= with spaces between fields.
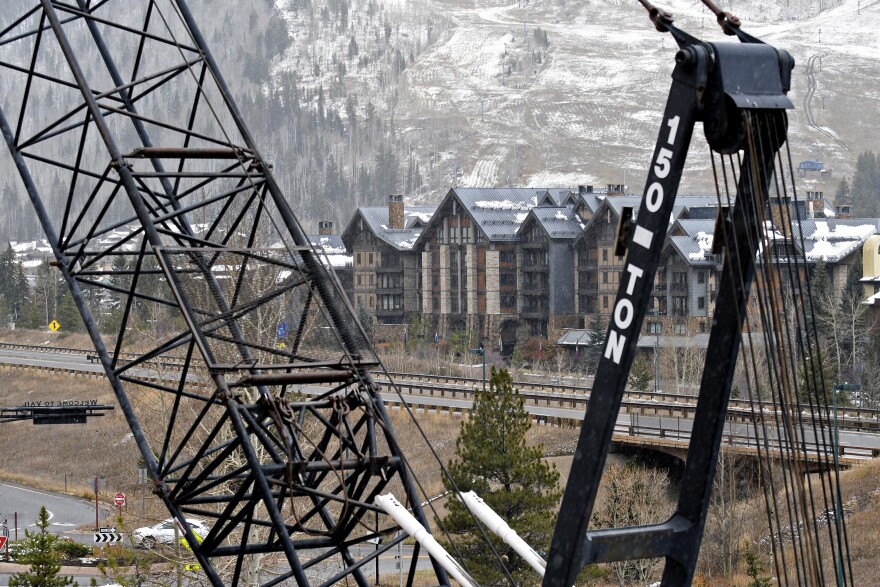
xmin=388 ymin=194 xmax=404 ymax=230
xmin=318 ymin=221 xmax=334 ymax=235
xmin=607 ymin=184 xmax=625 ymax=196
xmin=768 ymin=196 xmax=791 ymax=238
xmin=578 ymin=185 xmax=593 ymax=195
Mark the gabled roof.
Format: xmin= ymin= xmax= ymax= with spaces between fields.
xmin=670 ymin=218 xmax=716 ymax=238
xmin=800 ymin=219 xmax=880 ymax=262
xmin=664 ymin=218 xmax=880 ymax=268
xmin=519 ymin=206 xmax=585 ymax=240
xmin=667 ymin=234 xmax=718 ymax=267
xmin=412 ymin=187 xmax=569 ymax=246
xmin=342 ymin=205 xmax=436 ymax=252
xmin=577 ymin=193 xmax=605 ymax=215
xmin=575 ymin=195 xmax=726 ymax=248
xmin=539 ymin=188 xmax=578 ymax=207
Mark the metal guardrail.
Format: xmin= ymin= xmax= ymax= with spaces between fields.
xmin=383 ymin=371 xmax=880 ymax=423
xmin=372 ymin=391 xmax=880 ymax=462
xmin=376 ymin=378 xmax=880 ymax=433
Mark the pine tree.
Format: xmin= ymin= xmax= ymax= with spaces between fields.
xmin=628 ymin=353 xmax=652 ymax=391
xmin=8 ymin=507 xmax=77 ymax=587
xmin=441 ymin=367 xmax=561 ymax=585
xmin=583 ymin=314 xmax=608 ymax=374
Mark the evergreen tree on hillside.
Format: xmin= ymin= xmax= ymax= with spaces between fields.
xmin=8 ymin=507 xmax=77 ymax=587
xmin=0 ymin=243 xmax=30 ymax=323
xmin=440 ymin=367 xmax=561 ymax=585
xmin=851 ymin=151 xmax=880 ymax=216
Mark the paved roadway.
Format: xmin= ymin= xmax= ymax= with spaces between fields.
xmin=0 ymin=347 xmax=104 ymax=374
xmin=0 ymin=482 xmax=106 ymax=543
xmin=2 ymin=346 xmax=879 ymax=458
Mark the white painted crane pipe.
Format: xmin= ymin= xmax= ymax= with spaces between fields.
xmin=374 ymin=493 xmax=477 ymax=587
xmin=459 ymin=490 xmax=547 ymax=577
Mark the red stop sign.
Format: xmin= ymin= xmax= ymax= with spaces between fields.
xmin=114 ymin=492 xmax=125 ymax=507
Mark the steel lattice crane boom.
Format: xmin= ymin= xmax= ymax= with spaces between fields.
xmin=0 ymin=2 xmax=448 ymax=585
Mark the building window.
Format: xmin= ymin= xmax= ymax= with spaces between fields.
xmin=648 ymin=322 xmax=661 ymax=334
xmin=381 ymin=294 xmax=402 ymax=310
xmin=602 ymin=271 xmax=609 ymax=284
xmin=461 ymin=226 xmax=470 ymax=243
xmin=500 ymin=273 xmax=516 ymax=286
xmin=449 ymin=226 xmax=458 ymax=244
xmin=603 ymin=296 xmax=609 ymax=309
xmin=437 ymin=227 xmax=444 ymax=244
xmin=501 ymin=293 xmax=516 ymax=309
xmin=356 ymin=253 xmax=361 ymax=265
xmin=602 ymin=248 xmax=608 ymax=262
xmin=368 ymin=253 xmax=373 ymax=265
xmin=698 ymin=296 xmax=705 ymax=309
xmin=697 ymin=270 xmax=705 ymax=284
xmin=699 ymin=321 xmax=706 ymax=333
xmin=476 ymin=229 xmax=485 ymax=243
xmin=674 ymin=323 xmax=687 ymax=335
xmin=499 ymin=250 xmax=516 ymax=263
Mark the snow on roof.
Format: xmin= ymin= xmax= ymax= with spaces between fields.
xmin=310 ymin=235 xmax=347 ymax=255
xmin=473 ymin=199 xmax=534 ymax=211
xmin=805 ymin=221 xmax=878 ymax=262
xmin=347 ymin=205 xmax=436 ymax=251
xmin=687 ymin=231 xmax=714 ymax=261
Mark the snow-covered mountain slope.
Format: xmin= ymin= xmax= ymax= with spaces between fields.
xmin=355 ymin=0 xmax=878 ymax=196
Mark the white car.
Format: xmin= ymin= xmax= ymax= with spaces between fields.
xmin=133 ymin=518 xmax=209 ymax=548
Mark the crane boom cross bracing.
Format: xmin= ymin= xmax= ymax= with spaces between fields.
xmin=0 ymin=2 xmax=449 ymax=585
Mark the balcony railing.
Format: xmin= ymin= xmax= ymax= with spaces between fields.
xmin=670 ymin=283 xmax=688 ymax=292
xmin=654 ymin=283 xmax=668 ymax=291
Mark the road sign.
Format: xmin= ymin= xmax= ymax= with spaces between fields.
xmin=93 ymin=532 xmax=122 ymax=544
xmin=180 ymin=529 xmax=204 ymax=552
xmin=114 ymin=492 xmax=125 ymax=507
xmin=277 ymin=321 xmax=289 ymax=338
xmin=0 ymin=536 xmax=6 ymax=550
xmin=48 ymin=320 xmax=60 ymax=332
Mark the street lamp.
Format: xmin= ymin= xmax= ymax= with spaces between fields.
xmin=469 ymin=341 xmax=486 ymax=392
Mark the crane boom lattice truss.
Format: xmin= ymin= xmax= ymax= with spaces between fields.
xmin=0 ymin=2 xmax=448 ymax=585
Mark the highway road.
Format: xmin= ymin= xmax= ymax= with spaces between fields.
xmin=0 ymin=348 xmax=104 ymax=374
xmin=0 ymin=481 xmax=106 ymax=542
xmin=3 ymin=345 xmax=879 ymax=460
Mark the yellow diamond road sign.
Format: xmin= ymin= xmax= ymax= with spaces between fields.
xmin=48 ymin=320 xmax=60 ymax=332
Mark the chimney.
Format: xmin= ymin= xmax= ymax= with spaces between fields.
xmin=318 ymin=220 xmax=334 ymax=235
xmin=607 ymin=184 xmax=625 ymax=196
xmin=388 ymin=194 xmax=404 ymax=230
xmin=768 ymin=196 xmax=791 ymax=238
xmin=578 ymin=185 xmax=593 ymax=195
